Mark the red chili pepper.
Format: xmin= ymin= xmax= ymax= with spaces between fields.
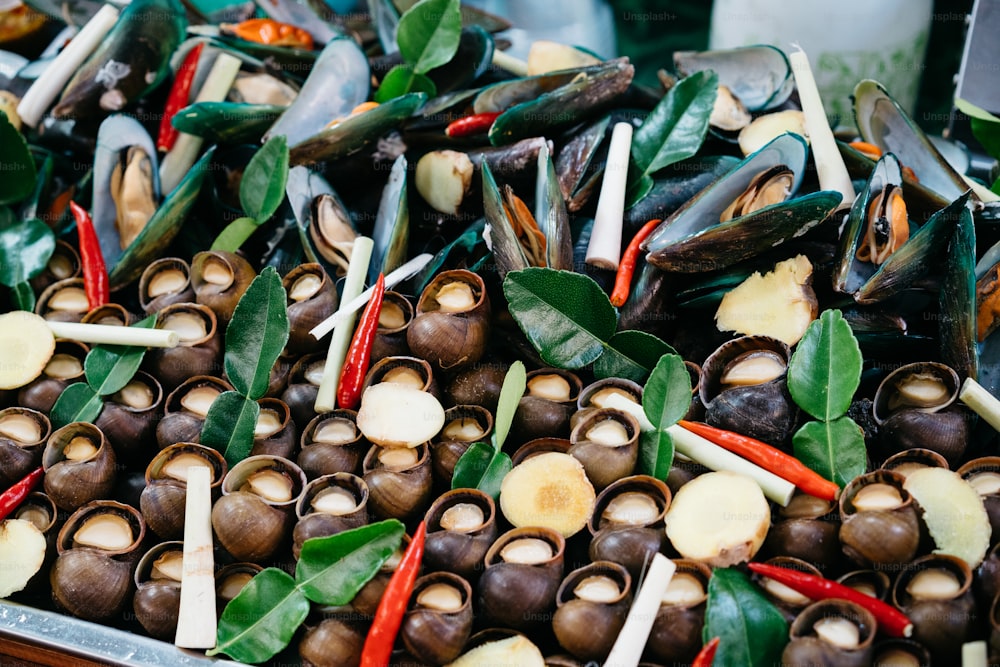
xmin=69 ymin=201 xmax=109 ymax=309
xmin=337 ymin=273 xmax=385 ymax=410
xmin=0 ymin=467 xmax=43 ymax=522
xmin=360 ymin=520 xmax=427 ymax=667
xmin=445 ymin=111 xmax=502 ymax=138
xmin=157 ymin=43 xmax=203 ymax=153
xmin=692 ymin=636 xmax=720 ymax=667
xmin=748 ymin=562 xmax=913 ymax=638
xmin=678 ymin=420 xmax=841 ymax=501
xmin=610 ymin=218 xmax=661 ymax=307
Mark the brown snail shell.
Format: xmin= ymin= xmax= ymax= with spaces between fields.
xmin=431 ymin=404 xmax=494 ymax=486
xmin=700 ymin=335 xmax=798 ymax=447
xmin=51 ymin=500 xmax=146 ymax=621
xmin=145 ymin=302 xmax=223 ymax=391
xmin=407 ymin=269 xmax=490 ymax=372
xmin=551 ymin=561 xmax=632 ymax=662
xmin=13 ymin=491 xmax=60 ymax=592
xmin=94 ymin=370 xmax=163 ymax=468
xmin=264 ymin=352 xmax=294 ymax=399
xmin=444 ymin=361 xmax=507 ymax=413
xmin=81 ymin=302 xmax=132 ymax=326
xmin=156 ymin=375 xmax=233 ymax=449
xmin=838 ymin=470 xmax=920 ymax=568
xmin=762 ymin=492 xmax=840 ymax=570
xmin=297 ymin=409 xmax=366 ymax=478
xmin=35 ymin=277 xmax=89 ymax=323
xmin=299 ymin=615 xmax=367 ymax=667
xmin=754 ymin=556 xmax=824 ymax=624
xmin=371 ymin=290 xmax=413 ymax=362
xmin=190 ymin=250 xmax=256 ymax=325
xmin=362 ymin=355 xmax=439 ymax=398
xmin=292 ymin=473 xmax=370 ymax=559
xmin=873 ymin=361 xmax=970 ymax=466
xmin=781 ymin=599 xmax=877 ymax=667
xmin=215 ymin=562 xmax=263 ymax=612
xmin=959 ymin=457 xmax=1000 ymax=547
xmin=250 ymin=397 xmax=297 ymax=459
xmin=588 ymin=474 xmax=670 ymax=580
xmin=282 ymin=352 xmax=325 ymax=427
xmin=138 ymin=257 xmax=195 ymax=314
xmin=351 ymin=534 xmax=411 ymax=618
xmin=131 ymin=540 xmax=184 ymax=640
xmin=979 ymin=541 xmax=1000 ymax=605
xmin=568 ymin=408 xmax=639 ymax=491
xmin=872 ymin=638 xmax=931 ymax=667
xmin=30 ymin=239 xmax=80 ymax=294
xmin=645 ymin=559 xmax=711 ymax=664
xmin=478 ymin=526 xmax=566 ymax=630
xmin=423 ymin=488 xmax=498 ymax=581
xmin=880 ymin=447 xmax=950 ymax=479
xmin=362 ymin=442 xmax=433 ymax=521
xmin=575 ymin=377 xmax=644 ymax=428
xmin=683 ymin=361 xmax=705 ymax=421
xmin=212 ymin=455 xmax=306 ymax=563
xmin=284 ymin=263 xmax=338 ymax=355
xmin=510 ymin=437 xmax=572 ymax=465
xmin=140 ymin=442 xmax=227 ymax=539
xmin=42 ymin=422 xmax=117 ymax=511
xmin=401 ymin=571 xmax=474 ymax=664
xmin=18 ymin=340 xmax=89 ymax=413
xmin=892 ymin=553 xmax=976 ymax=664
xmin=0 ymin=407 xmax=51 ymax=487
xmin=837 ymin=569 xmax=892 ymax=602
xmin=512 ymin=368 xmax=582 ymax=445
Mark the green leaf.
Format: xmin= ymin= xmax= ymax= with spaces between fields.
xmin=626 ymin=70 xmax=717 ymax=207
xmin=296 ymin=520 xmax=405 ymax=604
xmin=703 ymin=567 xmax=788 ymax=667
xmin=239 ymin=135 xmax=289 ymax=222
xmin=211 ymin=216 xmax=260 ymax=253
xmin=83 ymin=315 xmax=157 ymax=396
xmin=0 ymin=111 xmax=36 ymax=205
xmin=787 ymin=309 xmax=862 ymax=421
xmin=50 ymin=382 xmax=103 ymax=428
xmin=208 ymin=567 xmax=309 ymax=664
xmin=493 ymin=360 xmax=526 ymax=449
xmin=956 ymin=98 xmax=1000 ymax=159
xmin=0 ymin=217 xmax=55 ymax=288
xmin=451 ymin=441 xmax=513 ymax=500
xmin=503 ymin=268 xmax=616 ymax=368
xmin=373 ymin=64 xmax=437 ymax=103
xmin=642 ymin=353 xmax=692 ymax=431
xmin=225 ymin=267 xmax=290 ymax=399
xmin=639 ymin=429 xmax=673 ymax=479
xmin=396 ymin=0 xmax=461 ymax=74
xmin=595 ymin=330 xmax=676 ymax=382
xmin=11 ymin=281 xmax=35 ymax=311
xmin=792 ymin=416 xmax=867 ymax=488
xmin=200 ymin=391 xmax=261 ymax=467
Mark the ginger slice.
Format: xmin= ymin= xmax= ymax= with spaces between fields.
xmin=499 ymin=452 xmax=595 ymax=538
xmin=0 ymin=312 xmax=56 ymax=390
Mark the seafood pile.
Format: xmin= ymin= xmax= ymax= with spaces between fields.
xmin=2 ymin=0 xmax=1000 ymax=665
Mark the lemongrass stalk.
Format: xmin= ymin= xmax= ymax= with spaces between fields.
xmin=492 ymin=49 xmax=528 ymax=77
xmin=16 ymin=5 xmax=120 ymax=128
xmin=174 ymin=465 xmax=216 ymax=648
xmin=960 ymin=378 xmax=1000 ymax=433
xmin=159 ymin=53 xmax=242 ymax=194
xmin=604 ymin=553 xmax=676 ymax=667
xmin=309 ymin=252 xmax=433 ymax=339
xmin=314 ymin=237 xmax=373 ymax=412
xmin=47 ymin=321 xmax=179 ymax=348
xmin=787 ymin=45 xmax=855 ymax=206
xmin=962 ymin=641 xmax=988 ymax=667
xmin=586 ymin=122 xmax=632 ymax=270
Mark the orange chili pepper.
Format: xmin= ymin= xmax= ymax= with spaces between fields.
xmin=610 ymin=218 xmax=661 ymax=307
xmin=848 ymin=140 xmax=882 ymax=160
xmin=222 ymin=18 xmax=313 ymax=50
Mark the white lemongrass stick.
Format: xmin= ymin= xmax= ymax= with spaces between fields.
xmin=16 ymin=5 xmax=120 ymax=128
xmin=159 ymin=53 xmax=242 ymax=194
xmin=309 ymin=252 xmax=434 ymax=340
xmin=48 ymin=321 xmax=179 ymax=348
xmin=604 ymin=553 xmax=676 ymax=667
xmin=586 ymin=122 xmax=632 ymax=270
xmin=491 ymin=49 xmax=528 ymax=77
xmin=314 ymin=237 xmax=373 ymax=412
xmin=787 ymin=45 xmax=855 ymax=206
xmin=960 ymin=378 xmax=1000 ymax=433
xmin=962 ymin=641 xmax=988 ymax=667
xmin=174 ymin=465 xmax=216 ymax=648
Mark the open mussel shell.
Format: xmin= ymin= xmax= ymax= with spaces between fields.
xmin=838 ymin=470 xmax=920 ymax=567
xmin=42 ymin=422 xmax=116 ymax=511
xmin=146 ymin=302 xmax=222 ymax=392
xmin=401 ymin=571 xmax=474 ymax=665
xmin=555 ymin=114 xmax=610 ymax=212
xmin=0 ymin=406 xmax=50 ymax=487
xmin=138 ymin=258 xmax=194 ymax=314
xmin=939 ymin=204 xmax=978 ymax=382
xmin=568 ymin=408 xmax=639 ymax=491
xmin=424 ymin=488 xmax=497 ymax=581
xmin=511 ymin=368 xmax=581 ymax=445
xmin=35 ymin=277 xmax=89 ymax=322
xmin=18 ymin=340 xmax=88 ymax=413
xmin=297 ymin=409 xmax=365 ymax=478
xmin=551 ymin=561 xmax=632 ymax=663
xmin=645 ymin=559 xmax=711 ymax=664
xmin=292 ymin=472 xmax=369 ymax=558
xmin=131 ymin=540 xmax=183 ymax=640
xmin=362 ymin=442 xmax=433 ymax=521
xmin=781 ymin=599 xmax=877 ymax=667
xmin=94 ymin=370 xmax=163 ymax=467
xmin=370 ymin=154 xmax=408 ymax=285
xmin=171 ymin=102 xmax=285 ymax=145
xmin=156 ymin=375 xmax=233 ymax=448
xmin=853 ymin=79 xmax=970 ymax=203
xmin=872 ymin=361 xmax=969 ymax=465
xmin=642 ymin=133 xmax=842 ymax=272
xmin=673 ymin=45 xmax=793 ymax=111
xmin=140 ymin=442 xmax=226 ymax=539
xmin=431 ymin=404 xmax=493 ymax=485
xmin=478 ymin=526 xmax=565 ymax=630
xmin=588 ymin=475 xmax=670 ymax=580
xmin=284 ymin=263 xmax=337 ymax=355
xmin=286 ymin=168 xmax=356 ymax=279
